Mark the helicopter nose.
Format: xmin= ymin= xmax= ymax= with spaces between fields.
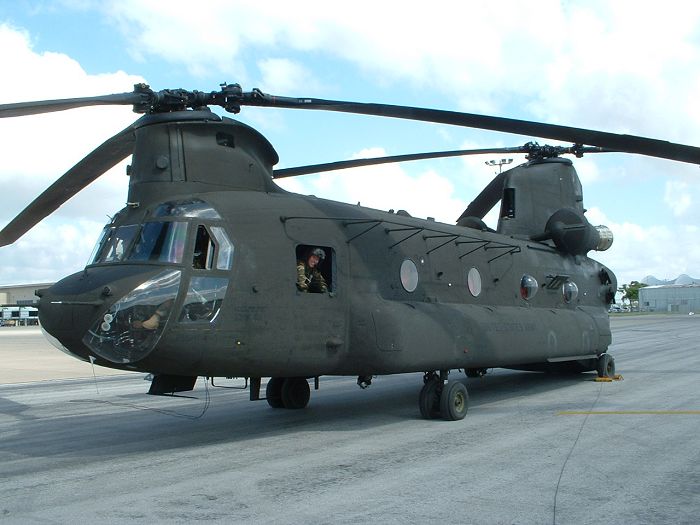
xmin=81 ymin=269 xmax=182 ymax=364
xmin=39 ymin=284 xmax=110 ymax=362
xmin=39 ymin=266 xmax=178 ymax=364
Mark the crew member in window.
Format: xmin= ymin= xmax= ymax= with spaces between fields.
xmin=297 ymin=247 xmax=328 ymax=293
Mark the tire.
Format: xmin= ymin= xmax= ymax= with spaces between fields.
xmin=266 ymin=377 xmax=285 ymax=408
xmin=597 ymin=353 xmax=616 ymax=378
xmin=439 ymin=381 xmax=469 ymax=421
xmin=281 ymin=378 xmax=310 ymax=409
xmin=419 ymin=378 xmax=441 ymax=419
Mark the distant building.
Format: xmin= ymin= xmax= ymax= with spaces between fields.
xmin=0 ymin=282 xmax=53 ymax=306
xmin=639 ymin=284 xmax=700 ymax=313
xmin=0 ymin=282 xmax=54 ymax=326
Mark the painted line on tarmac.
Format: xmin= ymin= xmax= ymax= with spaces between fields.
xmin=558 ymin=410 xmax=700 ymax=415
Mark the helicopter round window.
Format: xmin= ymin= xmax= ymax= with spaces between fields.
xmin=562 ymin=281 xmax=579 ymax=303
xmin=400 ymin=259 xmax=419 ymax=292
xmin=467 ymin=267 xmax=482 ymax=297
xmin=520 ymin=275 xmax=538 ymax=300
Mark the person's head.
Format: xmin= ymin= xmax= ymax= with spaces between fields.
xmin=307 ymin=247 xmax=325 ymax=268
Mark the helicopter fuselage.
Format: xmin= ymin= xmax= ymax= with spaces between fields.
xmin=37 ymin=111 xmax=615 ymax=382
xmin=31 ymin=109 xmax=618 ymax=423
xmin=39 ymin=188 xmax=613 ymax=377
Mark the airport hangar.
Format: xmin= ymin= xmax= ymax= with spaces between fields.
xmin=0 ymin=282 xmax=52 ymax=326
xmin=639 ymin=284 xmax=700 ymax=314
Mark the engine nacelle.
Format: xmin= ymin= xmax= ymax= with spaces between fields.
xmin=536 ymin=208 xmax=613 ymax=255
xmin=593 ymin=225 xmax=613 ymax=251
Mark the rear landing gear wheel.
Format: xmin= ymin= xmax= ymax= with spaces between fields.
xmin=439 ymin=381 xmax=469 ymax=421
xmin=419 ymin=377 xmax=441 ymax=419
xmin=266 ymin=377 xmax=285 ymax=408
xmin=597 ymin=353 xmax=616 ymax=378
xmin=281 ymin=378 xmax=310 ymax=409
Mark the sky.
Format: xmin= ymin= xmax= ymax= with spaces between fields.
xmin=1 ymin=0 xmax=699 ymax=288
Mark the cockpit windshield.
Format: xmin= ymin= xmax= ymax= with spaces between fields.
xmin=90 ymin=224 xmax=139 ymax=263
xmin=129 ymin=222 xmax=188 ymax=263
xmin=89 ymin=222 xmax=187 ymax=265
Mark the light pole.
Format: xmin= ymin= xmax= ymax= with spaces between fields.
xmin=485 ymin=158 xmax=513 ymax=174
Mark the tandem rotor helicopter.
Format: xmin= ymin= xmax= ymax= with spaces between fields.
xmin=2 ymin=84 xmax=698 ymax=421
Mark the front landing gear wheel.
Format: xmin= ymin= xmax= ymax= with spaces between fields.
xmin=419 ymin=378 xmax=441 ymax=419
xmin=281 ymin=378 xmax=310 ymax=409
xmin=266 ymin=377 xmax=285 ymax=408
xmin=597 ymin=353 xmax=616 ymax=379
xmin=439 ymin=381 xmax=469 ymax=421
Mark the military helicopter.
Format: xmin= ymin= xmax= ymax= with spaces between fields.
xmin=2 ymin=84 xmax=698 ymax=421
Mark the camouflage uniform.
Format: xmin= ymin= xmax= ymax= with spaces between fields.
xmin=297 ymin=261 xmax=328 ymax=293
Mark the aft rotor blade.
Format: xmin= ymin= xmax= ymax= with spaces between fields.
xmin=274 ymin=147 xmax=526 ymax=178
xmin=245 ymin=93 xmax=700 ymax=165
xmin=455 ymin=145 xmax=612 ymax=221
xmin=0 ymin=125 xmax=136 ymax=247
xmin=457 ymin=171 xmax=508 ymax=221
xmin=0 ymin=92 xmax=145 ymax=118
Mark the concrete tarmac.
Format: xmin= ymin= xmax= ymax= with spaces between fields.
xmin=0 ymin=315 xmax=699 ymax=524
xmin=0 ymin=326 xmax=128 ymax=383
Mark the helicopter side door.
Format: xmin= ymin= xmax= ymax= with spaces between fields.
xmin=291 ymin=244 xmax=348 ymax=374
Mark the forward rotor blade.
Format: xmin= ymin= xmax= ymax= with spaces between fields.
xmin=245 ymin=93 xmax=700 ymax=165
xmin=0 ymin=92 xmax=145 ymax=118
xmin=274 ymin=147 xmax=526 ymax=178
xmin=0 ymin=125 xmax=136 ymax=247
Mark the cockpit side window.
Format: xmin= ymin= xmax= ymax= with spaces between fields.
xmin=179 ymin=276 xmax=228 ymax=324
xmin=193 ymin=225 xmax=215 ymax=269
xmin=191 ymin=225 xmax=233 ymax=271
xmin=210 ymin=226 xmax=233 ymax=270
xmin=88 ymin=226 xmax=111 ymax=265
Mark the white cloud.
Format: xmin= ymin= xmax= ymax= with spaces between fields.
xmin=0 ymin=218 xmax=106 ymax=284
xmin=586 ymin=207 xmax=700 ymax=286
xmin=0 ymin=24 xmax=143 ymax=284
xmin=664 ymin=181 xmax=692 ymax=217
xmin=572 ymin=157 xmax=601 ymax=185
xmin=276 ymin=147 xmax=466 ymax=223
xmin=257 ymin=58 xmax=319 ymax=94
xmin=0 ymin=25 xmax=142 ymax=183
xmin=100 ymin=1 xmax=700 ymax=143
